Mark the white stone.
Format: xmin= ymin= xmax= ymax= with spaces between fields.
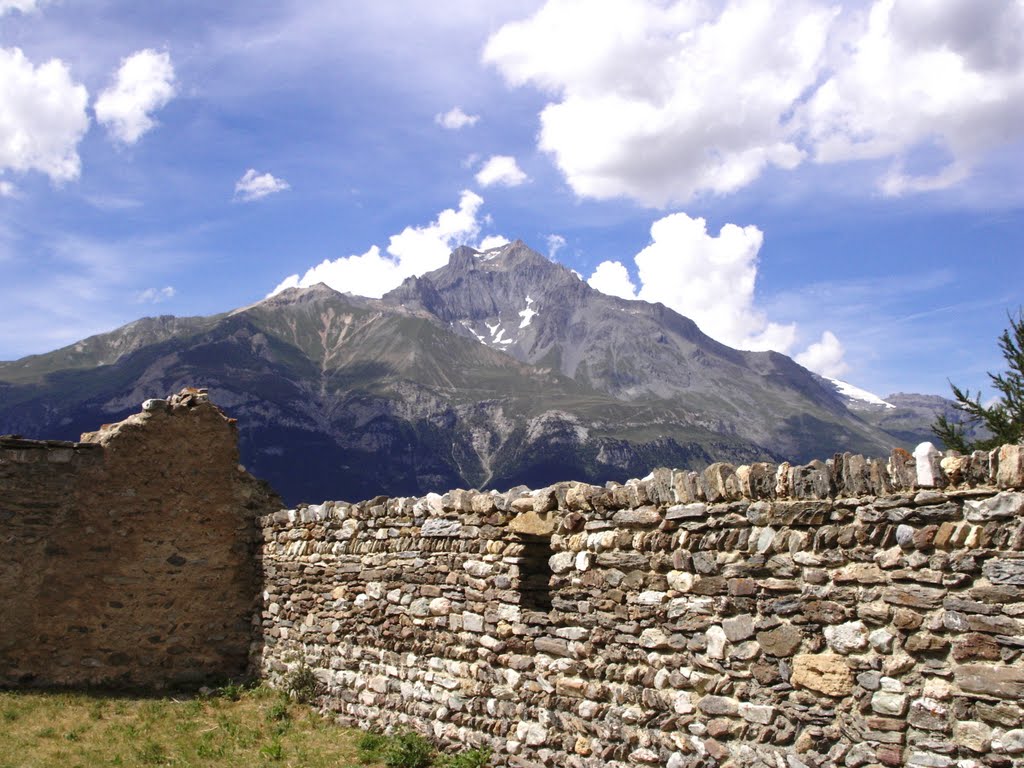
xmin=575 ymin=551 xmax=592 ymax=571
xmin=965 ymin=492 xmax=1024 ymax=521
xmin=549 ymin=552 xmax=575 ymax=574
xmin=666 ymin=571 xmax=695 ymax=592
xmin=868 ymin=628 xmax=895 ymax=653
xmin=914 ymin=442 xmax=944 ymax=488
xmin=640 ymin=628 xmax=671 ymax=649
xmin=880 ymin=676 xmax=904 ymax=692
xmin=706 ymin=625 xmax=728 ymax=659
xmin=824 ymin=620 xmax=869 ymax=654
xmin=673 ymin=691 xmax=694 ymax=715
xmin=462 ymin=612 xmax=483 ymax=633
xmin=428 ymin=597 xmax=451 ymax=616
xmin=872 ymin=690 xmax=908 ymax=716
xmin=999 ymin=729 xmax=1024 ymax=754
xmin=636 ymin=590 xmax=668 ymax=606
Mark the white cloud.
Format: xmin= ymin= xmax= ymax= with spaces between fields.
xmin=0 ymin=47 xmax=89 ymax=183
xmin=435 ymin=106 xmax=479 ymax=130
xmin=485 ymin=0 xmax=1024 ymax=205
xmin=270 ymin=190 xmax=501 ymax=298
xmin=795 ymin=331 xmax=850 ymax=378
xmin=234 ymin=169 xmax=290 ymax=202
xmin=475 ymin=155 xmax=528 ymax=188
xmin=547 ymin=233 xmax=566 ymax=259
xmin=802 ymin=0 xmax=1024 ymax=195
xmin=479 ymin=234 xmax=510 ymax=250
xmin=135 ymin=286 xmax=176 ymax=304
xmin=0 ymin=180 xmax=16 ymax=197
xmin=586 ymin=211 xmax=847 ymax=373
xmin=0 ymin=0 xmax=42 ymax=14
xmin=94 ymin=49 xmax=176 ymax=145
xmin=587 ymin=260 xmax=636 ymax=301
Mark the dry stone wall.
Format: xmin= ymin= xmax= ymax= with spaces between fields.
xmin=0 ymin=389 xmax=280 ymax=688
xmin=255 ymin=443 xmax=1024 ymax=768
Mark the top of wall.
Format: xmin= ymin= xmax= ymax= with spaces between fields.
xmin=269 ymin=442 xmax=1024 ymax=529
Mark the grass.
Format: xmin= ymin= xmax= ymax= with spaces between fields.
xmin=0 ymin=685 xmax=375 ymax=768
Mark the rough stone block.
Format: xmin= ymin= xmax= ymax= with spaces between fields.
xmin=791 ymin=653 xmax=854 ymax=697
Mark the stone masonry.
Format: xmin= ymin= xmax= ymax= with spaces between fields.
xmin=255 ymin=443 xmax=1024 ymax=768
xmin=4 ymin=391 xmax=1024 ymax=766
xmin=0 ymin=388 xmax=280 ymax=688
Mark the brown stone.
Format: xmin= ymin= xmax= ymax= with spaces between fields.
xmin=952 ymin=633 xmax=1001 ymax=662
xmin=955 ymin=664 xmax=1024 ymax=700
xmin=791 ymin=653 xmax=854 ymax=697
xmin=758 ymin=625 xmax=803 ymax=657
xmin=882 ymin=584 xmax=946 ymax=609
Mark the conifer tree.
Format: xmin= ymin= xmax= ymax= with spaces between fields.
xmin=933 ymin=309 xmax=1024 ymax=452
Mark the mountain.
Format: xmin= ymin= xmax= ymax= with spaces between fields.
xmin=1 ymin=241 xmax=914 ymax=504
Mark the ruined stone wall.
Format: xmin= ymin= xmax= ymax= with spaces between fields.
xmin=0 ymin=389 xmax=279 ymax=688
xmin=255 ymin=444 xmax=1024 ymax=768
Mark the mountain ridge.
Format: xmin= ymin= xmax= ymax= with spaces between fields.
xmin=0 ymin=240 xmax=954 ymax=503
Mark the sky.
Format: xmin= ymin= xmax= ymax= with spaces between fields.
xmin=1 ymin=0 xmax=1022 ymax=399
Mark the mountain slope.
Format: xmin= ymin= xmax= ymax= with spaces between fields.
xmin=1 ymin=241 xmax=914 ymax=503
xmin=384 ymin=241 xmax=892 ymax=458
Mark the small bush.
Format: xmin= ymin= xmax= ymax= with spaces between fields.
xmin=438 ymin=747 xmax=493 ymax=768
xmin=383 ymin=730 xmax=435 ymax=768
xmin=285 ymin=663 xmax=320 ymax=704
xmin=356 ymin=731 xmax=390 ymax=764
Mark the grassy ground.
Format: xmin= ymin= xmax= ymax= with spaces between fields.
xmin=0 ymin=685 xmax=377 ymax=768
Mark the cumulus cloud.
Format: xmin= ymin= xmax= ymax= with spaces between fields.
xmin=479 ymin=234 xmax=510 ymax=250
xmin=234 ymin=169 xmax=290 ymax=202
xmin=587 ymin=260 xmax=636 ymax=301
xmin=485 ymin=0 xmax=1024 ymax=204
xmin=270 ymin=190 xmax=503 ymax=298
xmin=475 ymin=155 xmax=528 ymax=187
xmin=94 ymin=49 xmax=176 ymax=145
xmin=435 ymin=106 xmax=480 ymax=130
xmin=135 ymin=286 xmax=176 ymax=304
xmin=0 ymin=181 xmax=16 ymax=197
xmin=0 ymin=47 xmax=89 ymax=183
xmin=586 ymin=212 xmax=848 ymax=375
xmin=795 ymin=331 xmax=850 ymax=379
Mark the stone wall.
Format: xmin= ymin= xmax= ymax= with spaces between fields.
xmin=0 ymin=389 xmax=280 ymax=688
xmin=254 ymin=443 xmax=1024 ymax=767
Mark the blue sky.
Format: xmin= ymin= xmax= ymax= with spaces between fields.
xmin=1 ymin=0 xmax=1022 ymax=399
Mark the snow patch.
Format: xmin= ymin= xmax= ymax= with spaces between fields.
xmin=461 ymin=320 xmax=486 ymax=344
xmin=829 ymin=378 xmax=894 ymax=409
xmin=518 ymin=295 xmax=537 ymax=329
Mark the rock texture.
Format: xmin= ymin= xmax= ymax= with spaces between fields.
xmin=255 ymin=442 xmax=1024 ymax=767
xmin=0 ymin=388 xmax=279 ymax=688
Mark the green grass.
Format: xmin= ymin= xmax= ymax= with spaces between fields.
xmin=0 ymin=686 xmax=374 ymax=768
xmin=0 ymin=688 xmax=494 ymax=768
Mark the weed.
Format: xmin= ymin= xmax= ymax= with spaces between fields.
xmin=135 ymin=740 xmax=168 ymax=764
xmin=1 ymin=709 xmax=16 ymax=723
xmin=36 ymin=727 xmax=56 ymax=739
xmin=259 ymin=737 xmax=285 ymax=760
xmin=218 ymin=683 xmax=245 ymax=702
xmin=267 ymin=697 xmax=290 ymax=722
xmin=383 ymin=731 xmax=435 ymax=768
xmin=437 ymin=747 xmax=492 ymax=768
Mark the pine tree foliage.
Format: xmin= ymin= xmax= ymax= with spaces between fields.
xmin=933 ymin=309 xmax=1024 ymax=452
